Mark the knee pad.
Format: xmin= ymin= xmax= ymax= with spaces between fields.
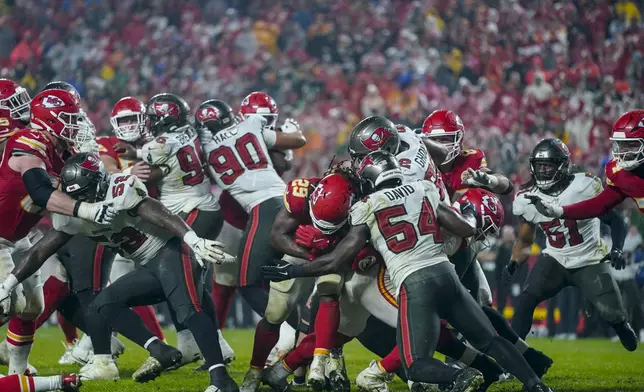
xmin=316 ymin=274 xmax=344 ymax=296
xmin=265 ymin=285 xmax=296 ymax=324
xmin=587 ymin=272 xmax=627 ymax=324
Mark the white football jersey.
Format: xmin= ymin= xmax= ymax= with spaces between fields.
xmin=513 ymin=173 xmax=609 ymax=268
xmin=202 ymin=116 xmax=285 ymax=212
xmin=396 ymin=130 xmax=448 ymax=200
xmin=141 ymin=127 xmax=219 ymax=214
xmin=350 ymin=180 xmax=449 ymax=295
xmin=52 ymin=174 xmax=171 ymax=263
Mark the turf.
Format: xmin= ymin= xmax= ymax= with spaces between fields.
xmin=5 ymin=327 xmax=644 ymax=391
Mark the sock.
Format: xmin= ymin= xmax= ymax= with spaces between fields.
xmin=0 ymin=374 xmax=63 ymax=392
xmin=379 ymin=346 xmax=401 ymax=373
xmin=515 ymin=338 xmax=529 ymax=354
xmin=186 ymin=311 xmax=225 ymax=368
xmin=483 ymin=335 xmax=541 ymax=390
xmin=211 ymin=282 xmax=236 ymax=328
xmin=209 ymin=363 xmax=230 ymax=385
xmin=314 ymin=299 xmax=339 ymax=353
xmin=274 ymin=322 xmax=297 ymax=353
xmin=133 ymin=306 xmax=165 ymax=341
xmin=249 ymin=318 xmax=280 ymax=368
xmin=34 ymin=277 xmax=69 ymax=330
xmin=98 ymin=303 xmax=155 ymax=349
xmin=284 ymin=333 xmax=316 ymax=371
xmin=56 ymin=312 xmax=78 ymax=345
xmin=470 ymin=353 xmax=504 ymax=381
xmin=7 ymin=318 xmax=35 ymax=374
xmin=483 ymin=305 xmax=520 ymax=344
xmin=457 ymin=346 xmax=478 ymax=366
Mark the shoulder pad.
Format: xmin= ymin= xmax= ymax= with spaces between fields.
xmin=110 ymin=175 xmax=148 ymax=211
xmin=7 ymin=130 xmax=51 ymax=161
xmin=284 ymin=178 xmax=312 ymax=215
xmin=461 ymin=148 xmax=487 ymax=168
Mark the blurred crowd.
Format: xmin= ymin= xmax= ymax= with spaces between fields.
xmin=3 ymin=0 xmax=644 ymax=332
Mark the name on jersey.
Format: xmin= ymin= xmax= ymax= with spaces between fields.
xmin=414 ymin=145 xmax=428 ymax=168
xmin=212 ymin=129 xmax=235 ymax=145
xmin=174 ymin=128 xmax=196 ymax=146
xmin=384 ymin=185 xmax=415 ymax=201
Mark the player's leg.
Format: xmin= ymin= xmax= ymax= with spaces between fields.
xmin=0 ymin=373 xmax=81 ymax=392
xmin=442 ymin=264 xmax=546 ymax=391
xmin=212 ymin=220 xmax=242 ymax=328
xmin=572 ymin=262 xmax=637 ymax=351
xmin=511 ymin=254 xmax=568 ymax=339
xmin=236 ymin=198 xmax=282 ymax=316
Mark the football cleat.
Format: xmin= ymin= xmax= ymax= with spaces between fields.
xmin=523 ymin=348 xmax=553 ymax=379
xmin=307 ymin=353 xmax=329 ymax=392
xmin=263 ymin=361 xmax=292 ymax=392
xmin=58 ymin=341 xmax=76 ymax=365
xmin=328 ymin=348 xmax=351 ymax=392
xmin=79 ymin=355 xmax=119 ymax=381
xmin=451 ymin=368 xmax=484 ymax=392
xmin=613 ymin=321 xmax=638 ymax=352
xmin=239 ymin=367 xmax=262 ymax=392
xmin=177 ymin=330 xmax=203 ymax=366
xmin=132 ymin=343 xmax=182 ymax=383
xmin=219 ymin=330 xmax=235 ymax=365
xmin=356 ymin=360 xmax=394 ymax=392
xmin=110 ymin=335 xmax=126 ymax=359
xmin=71 ymin=336 xmax=94 ymax=366
xmin=61 ymin=373 xmax=82 ymax=392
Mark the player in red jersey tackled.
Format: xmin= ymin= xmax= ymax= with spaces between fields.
xmin=529 ymin=109 xmax=644 ymax=218
xmin=420 ymin=109 xmax=513 ymax=200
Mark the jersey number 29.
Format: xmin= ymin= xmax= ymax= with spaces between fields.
xmin=375 ymin=197 xmax=443 ymax=254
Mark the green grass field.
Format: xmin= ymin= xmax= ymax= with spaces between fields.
xmin=4 ymin=327 xmax=644 ymax=391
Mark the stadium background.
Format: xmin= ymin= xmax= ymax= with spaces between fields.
xmin=1 ymin=0 xmax=644 ymax=370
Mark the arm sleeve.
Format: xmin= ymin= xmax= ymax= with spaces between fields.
xmin=599 ymin=210 xmax=627 ymax=250
xmin=263 ymin=129 xmax=277 ymax=148
xmin=562 ymin=186 xmax=626 ymax=220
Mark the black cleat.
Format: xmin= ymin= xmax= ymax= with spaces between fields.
xmin=528 ymin=382 xmax=553 ymax=392
xmin=613 ymin=321 xmax=638 ymax=352
xmin=451 ymin=368 xmax=484 ymax=392
xmin=523 ymin=348 xmax=553 ymax=378
xmin=133 ymin=342 xmax=183 ymax=383
xmin=206 ymin=374 xmax=240 ymax=392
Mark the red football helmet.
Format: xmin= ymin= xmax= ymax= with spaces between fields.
xmin=455 ymin=188 xmax=504 ymax=244
xmin=110 ymin=97 xmax=149 ymax=142
xmin=421 ymin=109 xmax=465 ymax=163
xmin=611 ymin=109 xmax=644 ymax=170
xmin=239 ymin=92 xmax=278 ymax=130
xmin=0 ymin=79 xmax=31 ymax=134
xmin=309 ymin=173 xmax=358 ymax=235
xmin=30 ymin=89 xmax=93 ymax=146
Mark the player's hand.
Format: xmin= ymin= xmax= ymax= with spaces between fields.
xmin=114 ymin=142 xmax=137 ymax=159
xmin=502 ymin=260 xmax=518 ymax=285
xmin=352 ymin=246 xmax=381 ymax=272
xmin=130 ymin=161 xmax=152 ymax=181
xmin=463 ymin=168 xmax=498 ymax=189
xmin=261 ymin=260 xmax=297 ymax=282
xmin=198 ymin=128 xmax=214 ymax=144
xmin=280 ymin=118 xmax=300 ymax=134
xmin=183 ymin=231 xmax=234 ymax=266
xmin=601 ymin=248 xmax=626 ymax=270
xmin=76 ymin=201 xmax=118 ymax=225
xmin=524 ymin=195 xmax=563 ymax=218
xmin=295 ymin=225 xmax=331 ymax=251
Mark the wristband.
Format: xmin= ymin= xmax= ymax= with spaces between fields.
xmin=73 ymin=201 xmax=82 ymax=217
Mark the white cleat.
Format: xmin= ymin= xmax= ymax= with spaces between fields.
xmin=357 ymin=360 xmax=394 ymax=392
xmin=0 ymin=340 xmax=9 ymax=365
xmin=110 ymin=336 xmax=126 ymax=359
xmin=71 ymin=335 xmax=94 ymax=366
xmin=177 ymin=330 xmax=203 ymax=366
xmin=239 ymin=367 xmax=262 ymax=392
xmin=328 ymin=349 xmax=350 ymax=392
xmin=58 ymin=341 xmax=76 ymax=365
xmin=219 ymin=330 xmax=235 ymax=365
xmin=79 ymin=355 xmax=119 ymax=381
xmin=308 ymin=353 xmax=329 ymax=392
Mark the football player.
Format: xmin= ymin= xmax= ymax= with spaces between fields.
xmin=263 ymin=151 xmax=553 ymax=392
xmin=0 ymin=88 xmax=117 ymax=375
xmin=503 ymin=138 xmax=637 ymax=351
xmin=0 ymin=373 xmax=80 ymax=392
xmin=0 ymin=153 xmax=236 ymax=391
xmin=528 ymin=110 xmax=644 ymax=218
xmin=0 ymin=78 xmax=31 ymax=147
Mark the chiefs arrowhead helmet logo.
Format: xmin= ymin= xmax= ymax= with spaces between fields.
xmin=361 ymin=127 xmax=394 ymax=151
xmin=197 ymin=107 xmax=220 ymax=122
xmin=152 ymin=102 xmax=180 ymax=117
xmin=481 ymin=194 xmax=499 ymax=214
xmin=41 ymin=95 xmax=65 ymax=109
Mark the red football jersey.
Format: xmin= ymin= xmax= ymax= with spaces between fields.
xmin=97 ymin=135 xmax=159 ymax=199
xmin=440 ymin=148 xmax=487 ymax=199
xmin=283 ymin=177 xmax=321 ymax=224
xmin=220 ymin=190 xmax=249 ymax=230
xmin=605 ymin=160 xmax=644 ymax=213
xmin=0 ymin=129 xmax=65 ymax=242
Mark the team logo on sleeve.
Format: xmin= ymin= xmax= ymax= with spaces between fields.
xmin=152 ymin=102 xmax=180 ymax=117
xmin=197 ymin=107 xmax=220 ymax=122
xmin=361 ymin=127 xmax=395 ymax=151
xmin=42 ymin=95 xmax=65 ymax=108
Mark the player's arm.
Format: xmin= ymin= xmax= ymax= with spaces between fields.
xmin=100 ymin=154 xmax=121 ymax=174
xmin=264 ymin=122 xmax=307 ymax=150
xmin=477 ymin=167 xmax=514 ymax=195
xmin=598 ymin=210 xmax=628 ymax=269
xmin=269 ymin=207 xmax=311 ymax=260
xmin=436 ymin=203 xmax=477 ymax=238
xmin=501 ymin=218 xmax=535 ymax=283
xmin=9 ymin=155 xmax=113 ymax=222
xmin=422 ymin=138 xmax=449 ymax=166
xmin=135 ymin=197 xmax=232 ymax=264
xmin=263 ymin=224 xmax=369 ymax=280
xmin=2 ymin=230 xmax=71 ymax=292
xmin=561 ymin=186 xmax=626 ymax=219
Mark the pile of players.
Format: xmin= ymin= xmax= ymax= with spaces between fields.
xmin=0 ymin=76 xmax=641 ymax=392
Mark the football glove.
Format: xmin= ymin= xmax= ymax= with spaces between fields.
xmin=183 ymin=231 xmax=235 ymax=266
xmin=261 ymin=260 xmax=299 ymax=282
xmin=463 ymin=168 xmax=498 ymax=189
xmin=295 ymin=225 xmax=331 ymax=251
xmin=280 ymin=118 xmax=300 ymax=134
xmin=601 ymin=248 xmax=626 ymax=270
xmin=76 ymin=201 xmax=118 ymax=225
xmin=502 ymin=260 xmax=519 ymax=285
xmin=524 ymin=195 xmax=564 ymax=218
